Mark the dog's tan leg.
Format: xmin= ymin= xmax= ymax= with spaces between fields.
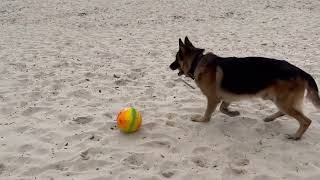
xmin=275 ymin=96 xmax=311 ymax=140
xmin=219 ymin=101 xmax=240 ymax=117
xmin=263 ymin=111 xmax=285 ymax=122
xmin=282 ymin=108 xmax=311 ymax=140
xmin=269 ymin=79 xmax=312 ymax=140
xmin=192 ymin=98 xmax=220 ymax=122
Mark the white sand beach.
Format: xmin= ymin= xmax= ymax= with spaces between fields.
xmin=0 ymin=0 xmax=320 ymax=179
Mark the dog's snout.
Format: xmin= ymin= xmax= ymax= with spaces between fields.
xmin=170 ymin=61 xmax=179 ymax=70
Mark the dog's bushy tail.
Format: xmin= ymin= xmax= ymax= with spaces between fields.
xmin=302 ymin=72 xmax=320 ymax=109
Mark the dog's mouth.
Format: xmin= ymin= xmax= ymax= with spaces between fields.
xmin=170 ymin=61 xmax=184 ymax=76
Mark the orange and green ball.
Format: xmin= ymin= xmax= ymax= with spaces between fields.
xmin=117 ymin=107 xmax=142 ymax=133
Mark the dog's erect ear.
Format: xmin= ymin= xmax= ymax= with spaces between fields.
xmin=179 ymin=38 xmax=186 ymax=53
xmin=179 ymin=38 xmax=184 ymax=47
xmin=184 ymin=36 xmax=194 ymax=48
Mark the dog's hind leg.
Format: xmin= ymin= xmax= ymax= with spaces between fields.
xmin=280 ymin=107 xmax=311 ymax=140
xmin=219 ymin=101 xmax=240 ymax=117
xmin=275 ymin=84 xmax=311 ymax=140
xmin=263 ymin=111 xmax=285 ymax=122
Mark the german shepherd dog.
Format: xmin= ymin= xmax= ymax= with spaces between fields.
xmin=170 ymin=37 xmax=320 ymax=140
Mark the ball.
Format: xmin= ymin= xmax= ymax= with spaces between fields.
xmin=117 ymin=107 xmax=142 ymax=133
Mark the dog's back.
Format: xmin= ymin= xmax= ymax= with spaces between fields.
xmin=215 ymin=56 xmax=312 ymax=94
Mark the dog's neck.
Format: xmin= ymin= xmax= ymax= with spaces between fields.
xmin=188 ymin=53 xmax=204 ymax=80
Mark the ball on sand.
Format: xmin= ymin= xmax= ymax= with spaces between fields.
xmin=117 ymin=107 xmax=142 ymax=133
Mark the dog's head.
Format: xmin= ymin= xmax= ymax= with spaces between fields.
xmin=169 ymin=36 xmax=204 ymax=77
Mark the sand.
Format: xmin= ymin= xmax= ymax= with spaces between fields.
xmin=0 ymin=0 xmax=320 ymax=179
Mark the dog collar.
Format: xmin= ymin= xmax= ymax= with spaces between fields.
xmin=188 ymin=53 xmax=203 ymax=80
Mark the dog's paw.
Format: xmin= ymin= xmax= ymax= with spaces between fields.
xmin=191 ymin=115 xmax=210 ymax=122
xmin=263 ymin=117 xmax=275 ymax=122
xmin=285 ymin=134 xmax=301 ymax=140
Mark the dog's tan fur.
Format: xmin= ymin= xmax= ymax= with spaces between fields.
xmin=172 ymin=37 xmax=319 ymax=140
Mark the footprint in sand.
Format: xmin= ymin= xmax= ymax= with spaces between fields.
xmin=72 ymin=159 xmax=110 ymax=171
xmin=114 ymin=79 xmax=130 ymax=86
xmin=159 ymin=161 xmax=178 ymax=178
xmin=165 ymin=81 xmax=176 ymax=88
xmin=140 ymin=140 xmax=171 ymax=149
xmin=142 ymin=122 xmax=158 ymax=130
xmin=253 ymin=175 xmax=277 ymax=180
xmin=222 ymin=166 xmax=247 ymax=179
xmin=165 ymin=113 xmax=178 ymax=120
xmin=131 ymin=68 xmax=143 ymax=73
xmin=161 ymin=169 xmax=176 ymax=178
xmin=67 ymin=89 xmax=93 ymax=99
xmin=21 ymin=107 xmax=51 ymax=116
xmin=18 ymin=144 xmax=34 ymax=153
xmin=22 ymin=161 xmax=69 ymax=176
xmin=122 ymin=153 xmax=144 ymax=168
xmin=57 ymin=113 xmax=69 ymax=122
xmin=221 ymin=158 xmax=249 ymax=179
xmin=165 ymin=120 xmax=176 ymax=127
xmin=103 ymin=112 xmax=113 ymax=119
xmin=80 ymin=150 xmax=90 ymax=160
xmin=140 ymin=133 xmax=177 ymax=149
xmin=192 ymin=146 xmax=211 ymax=154
xmin=127 ymin=71 xmax=144 ymax=80
xmin=73 ymin=116 xmax=94 ymax=124
xmin=191 ymin=156 xmax=209 ymax=168
xmin=233 ymin=158 xmax=250 ymax=167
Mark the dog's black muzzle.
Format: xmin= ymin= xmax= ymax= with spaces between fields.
xmin=169 ymin=61 xmax=179 ymax=70
xmin=170 ymin=61 xmax=184 ymax=76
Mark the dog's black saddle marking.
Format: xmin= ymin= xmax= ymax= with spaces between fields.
xmin=216 ymin=57 xmax=306 ymax=94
